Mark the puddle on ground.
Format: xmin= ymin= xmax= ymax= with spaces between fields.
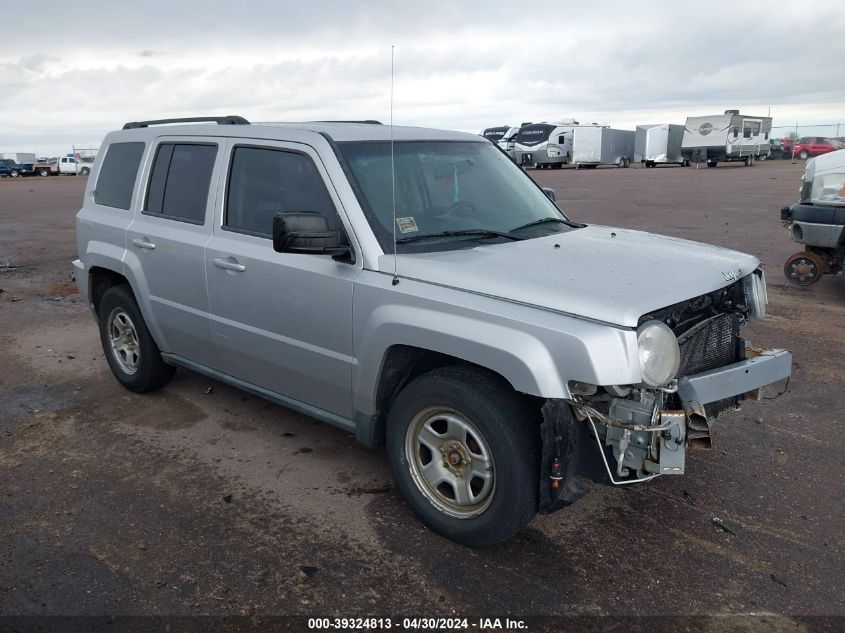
xmin=94 ymin=390 xmax=205 ymax=431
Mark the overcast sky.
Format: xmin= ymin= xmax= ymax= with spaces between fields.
xmin=1 ymin=0 xmax=844 ymax=154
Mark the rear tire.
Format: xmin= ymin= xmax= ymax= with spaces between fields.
xmin=386 ymin=366 xmax=539 ymax=547
xmin=38 ymin=168 xmax=50 ymax=176
xmin=798 ymin=150 xmax=809 ymax=160
xmin=10 ymin=170 xmax=19 ymax=178
xmin=97 ymin=285 xmax=175 ymax=393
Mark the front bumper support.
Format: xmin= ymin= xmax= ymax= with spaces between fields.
xmin=677 ymin=349 xmax=792 ymax=410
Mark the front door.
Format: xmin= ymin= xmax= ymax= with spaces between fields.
xmin=205 ymin=141 xmax=359 ymax=419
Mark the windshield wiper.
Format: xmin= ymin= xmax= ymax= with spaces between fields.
xmin=509 ymin=216 xmax=580 ymax=232
xmin=396 ymin=229 xmax=525 ymax=244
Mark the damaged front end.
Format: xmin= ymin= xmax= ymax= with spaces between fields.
xmin=542 ymin=275 xmax=791 ymax=502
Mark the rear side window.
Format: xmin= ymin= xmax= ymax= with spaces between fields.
xmin=224 ymin=146 xmax=339 ymax=237
xmin=145 ymin=143 xmax=217 ymax=224
xmin=94 ymin=142 xmax=145 ymax=209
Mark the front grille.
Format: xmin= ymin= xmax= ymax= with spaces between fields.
xmin=677 ymin=312 xmax=743 ymax=420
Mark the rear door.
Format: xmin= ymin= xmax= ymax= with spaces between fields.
xmin=125 ymin=137 xmax=224 ymax=366
xmin=82 ymin=140 xmax=146 ymax=293
xmin=204 ymin=140 xmax=359 ymax=418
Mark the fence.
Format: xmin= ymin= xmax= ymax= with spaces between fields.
xmin=768 ymin=123 xmax=843 ymax=160
xmin=771 ymin=123 xmax=844 ymax=142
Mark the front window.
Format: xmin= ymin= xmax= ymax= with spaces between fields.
xmin=339 ymin=141 xmax=576 ymax=253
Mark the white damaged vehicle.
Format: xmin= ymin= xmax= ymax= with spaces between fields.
xmin=74 ymin=117 xmax=792 ymax=546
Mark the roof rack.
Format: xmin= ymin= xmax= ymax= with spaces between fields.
xmin=122 ymin=115 xmax=250 ymax=130
xmin=315 ymin=120 xmax=383 ymax=125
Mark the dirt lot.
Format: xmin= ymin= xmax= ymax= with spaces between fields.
xmin=0 ymin=163 xmax=843 ymax=628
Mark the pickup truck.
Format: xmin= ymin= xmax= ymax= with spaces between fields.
xmin=35 ymin=155 xmax=92 ymax=176
xmin=0 ymin=158 xmax=36 ymax=177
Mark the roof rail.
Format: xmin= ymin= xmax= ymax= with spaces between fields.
xmin=122 ymin=115 xmax=250 ymax=130
xmin=315 ymin=120 xmax=383 ymax=125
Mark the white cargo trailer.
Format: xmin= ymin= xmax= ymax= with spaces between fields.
xmin=635 ymin=124 xmax=688 ymax=167
xmin=0 ymin=152 xmax=37 ymax=163
xmin=681 ymin=110 xmax=772 ymax=167
xmin=572 ymin=126 xmax=635 ymax=168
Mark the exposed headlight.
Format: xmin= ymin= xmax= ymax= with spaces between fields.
xmin=743 ymin=270 xmax=768 ymax=321
xmin=810 ymin=171 xmax=845 ymax=206
xmin=637 ymin=321 xmax=681 ymax=387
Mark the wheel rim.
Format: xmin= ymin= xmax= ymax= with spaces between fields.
xmin=404 ymin=406 xmax=495 ymax=519
xmin=107 ymin=308 xmax=141 ymax=374
xmin=784 ymin=253 xmax=823 ymax=286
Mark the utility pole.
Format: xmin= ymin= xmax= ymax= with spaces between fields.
xmin=791 ymin=121 xmax=798 ymax=162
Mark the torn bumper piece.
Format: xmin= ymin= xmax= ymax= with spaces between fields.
xmin=677 ymin=349 xmax=792 ymax=411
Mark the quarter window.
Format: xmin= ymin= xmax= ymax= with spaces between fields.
xmin=145 ymin=143 xmax=217 ymax=224
xmin=94 ymin=142 xmax=145 ymax=210
xmin=225 ymin=146 xmax=341 ymax=237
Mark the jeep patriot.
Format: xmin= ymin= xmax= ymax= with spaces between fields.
xmin=74 ymin=116 xmax=791 ymax=546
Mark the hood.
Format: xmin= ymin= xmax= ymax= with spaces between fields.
xmin=379 ymin=225 xmax=759 ymax=327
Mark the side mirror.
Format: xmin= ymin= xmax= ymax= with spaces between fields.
xmin=272 ymin=212 xmax=352 ymax=260
xmin=542 ymin=187 xmax=556 ymax=202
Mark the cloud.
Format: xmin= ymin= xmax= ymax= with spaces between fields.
xmin=0 ymin=0 xmax=843 ymax=152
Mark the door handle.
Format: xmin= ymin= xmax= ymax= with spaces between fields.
xmin=131 ymin=237 xmax=156 ymax=250
xmin=213 ymin=257 xmax=246 ymax=272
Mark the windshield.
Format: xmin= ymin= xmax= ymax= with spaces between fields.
xmin=338 ymin=141 xmax=575 ymax=253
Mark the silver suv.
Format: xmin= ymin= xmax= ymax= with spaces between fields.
xmin=74 ymin=116 xmax=791 ymax=546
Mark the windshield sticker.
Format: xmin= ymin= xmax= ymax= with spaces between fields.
xmin=396 ymin=216 xmax=419 ymax=233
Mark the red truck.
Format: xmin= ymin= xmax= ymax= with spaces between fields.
xmin=789 ymin=137 xmax=840 ymax=160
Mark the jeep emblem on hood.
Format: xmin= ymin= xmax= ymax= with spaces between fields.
xmin=721 ymin=269 xmax=739 ymax=281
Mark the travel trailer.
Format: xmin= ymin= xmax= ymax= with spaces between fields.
xmin=481 ymin=126 xmax=511 ymax=144
xmin=681 ymin=110 xmax=772 ymax=167
xmin=635 ymin=124 xmax=688 ymax=167
xmin=571 ymin=126 xmax=636 ymax=168
xmin=498 ymin=126 xmax=522 ymax=160
xmin=513 ymin=120 xmax=580 ymax=169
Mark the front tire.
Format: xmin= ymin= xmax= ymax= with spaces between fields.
xmin=386 ymin=366 xmax=539 ymax=547
xmin=799 ymin=150 xmax=809 ymax=160
xmin=97 ymin=285 xmax=175 ymax=392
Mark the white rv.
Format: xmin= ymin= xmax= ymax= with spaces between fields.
xmin=635 ymin=124 xmax=688 ymax=167
xmin=513 ymin=120 xmax=580 ymax=169
xmin=498 ymin=125 xmax=522 ymax=160
xmin=571 ymin=126 xmax=635 ymax=168
xmin=481 ymin=126 xmax=511 ymax=144
xmin=681 ymin=110 xmax=772 ymax=167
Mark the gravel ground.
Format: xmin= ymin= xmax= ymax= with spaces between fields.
xmin=0 ymin=162 xmax=842 ymax=630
